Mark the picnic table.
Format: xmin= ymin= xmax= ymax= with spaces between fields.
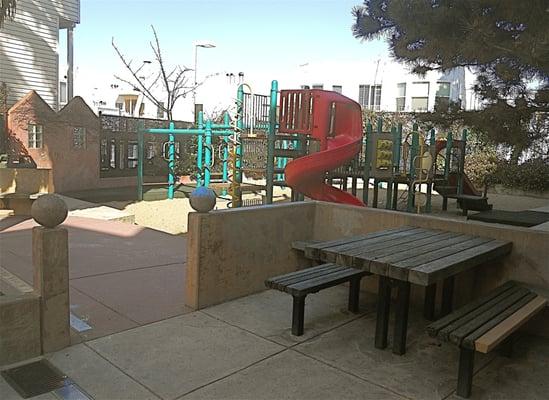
xmin=303 ymin=226 xmax=512 ymax=355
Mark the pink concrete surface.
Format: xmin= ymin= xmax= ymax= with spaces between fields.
xmin=0 ymin=216 xmax=188 ymax=340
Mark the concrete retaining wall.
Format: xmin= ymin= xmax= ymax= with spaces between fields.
xmin=0 ymin=168 xmax=53 ymax=194
xmin=186 ymin=201 xmax=549 ymax=335
xmin=185 ymin=202 xmax=315 ymax=309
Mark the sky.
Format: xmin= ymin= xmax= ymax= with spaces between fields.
xmin=73 ymin=0 xmax=389 ymax=98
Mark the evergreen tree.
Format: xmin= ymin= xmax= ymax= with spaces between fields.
xmin=352 ymin=0 xmax=549 ymax=161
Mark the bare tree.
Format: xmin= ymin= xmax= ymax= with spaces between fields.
xmin=112 ymin=25 xmax=196 ymax=121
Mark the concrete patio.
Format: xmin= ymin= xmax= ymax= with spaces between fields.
xmin=0 ymin=215 xmax=189 ymax=343
xmin=1 ymin=286 xmax=547 ymax=400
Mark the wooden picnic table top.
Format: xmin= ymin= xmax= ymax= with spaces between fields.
xmin=304 ymin=226 xmax=512 ymax=286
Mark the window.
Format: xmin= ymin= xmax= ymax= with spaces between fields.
xmin=73 ymin=127 xmax=86 ymax=149
xmin=128 ymin=142 xmax=138 ymax=168
xmin=59 ymin=82 xmax=67 ymax=104
xmin=435 ymin=82 xmax=451 ymax=110
xmin=332 ymin=85 xmax=342 ymax=94
xmin=119 ymin=140 xmax=125 ymax=169
xmin=157 ymin=102 xmax=165 ymax=119
xmin=147 ymin=143 xmax=156 ymax=160
xmin=312 ymin=84 xmax=324 ymax=89
xmin=411 ymin=82 xmax=430 ymax=111
xmin=396 ymin=83 xmax=406 ymax=111
xmin=28 ymin=124 xmax=43 ymax=149
xmin=109 ymin=140 xmax=117 ymax=169
xmin=124 ymin=98 xmax=137 ymax=114
xmin=100 ymin=139 xmax=109 ymax=170
xmin=358 ymin=84 xmax=382 ymax=110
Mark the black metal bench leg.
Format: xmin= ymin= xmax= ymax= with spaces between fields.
xmin=393 ymin=281 xmax=411 ymax=355
xmin=499 ymin=333 xmax=516 ymax=358
xmin=441 ymin=276 xmax=455 ymax=317
xmin=457 ymin=347 xmax=475 ymax=398
xmin=348 ymin=277 xmax=361 ymax=313
xmin=375 ymin=276 xmax=392 ymax=349
xmin=292 ymin=295 xmax=306 ymax=336
xmin=442 ymin=197 xmax=448 ymax=211
xmin=423 ymin=283 xmax=437 ymax=321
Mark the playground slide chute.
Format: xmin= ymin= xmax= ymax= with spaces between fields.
xmin=282 ymin=90 xmax=365 ymax=207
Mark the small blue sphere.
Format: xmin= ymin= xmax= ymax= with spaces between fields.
xmin=189 ymin=187 xmax=217 ymax=213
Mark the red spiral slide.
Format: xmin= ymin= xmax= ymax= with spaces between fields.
xmin=280 ymin=90 xmax=365 ymax=207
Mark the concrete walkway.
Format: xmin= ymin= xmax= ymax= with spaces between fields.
xmin=1 ymin=287 xmax=547 ymax=400
xmin=0 ymin=216 xmax=188 ymax=342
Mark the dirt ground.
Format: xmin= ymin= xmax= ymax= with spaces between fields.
xmin=106 ymin=186 xmax=293 ymax=235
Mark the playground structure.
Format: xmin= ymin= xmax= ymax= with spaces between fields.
xmin=136 ymin=81 xmax=490 ymax=214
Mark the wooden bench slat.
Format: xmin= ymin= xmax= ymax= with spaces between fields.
xmin=427 ymin=281 xmax=518 ymax=337
xmin=367 ymin=232 xmax=463 ymax=271
xmin=437 ymin=285 xmax=525 ymax=341
xmin=266 ymin=264 xmax=338 ymax=287
xmin=269 ymin=265 xmax=348 ymax=290
xmin=286 ymin=268 xmax=366 ymax=296
xmin=291 ymin=240 xmax=322 ymax=252
xmin=322 ymin=227 xmax=427 ymax=263
xmin=303 ymin=226 xmax=414 ymax=259
xmin=408 ymin=240 xmax=513 ymax=285
xmin=449 ymin=289 xmax=534 ymax=346
xmin=461 ymin=292 xmax=538 ymax=349
xmin=392 ymin=236 xmax=492 ymax=270
xmin=305 ymin=227 xmax=421 ymax=262
xmin=474 ymin=296 xmax=547 ymax=353
xmin=336 ymin=229 xmax=445 ymax=268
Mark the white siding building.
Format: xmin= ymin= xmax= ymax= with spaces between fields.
xmin=0 ymin=0 xmax=80 ymax=110
xmin=277 ymin=59 xmax=471 ymax=112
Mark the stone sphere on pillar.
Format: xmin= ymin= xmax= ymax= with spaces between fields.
xmin=31 ymin=194 xmax=68 ymax=228
xmin=189 ymin=187 xmax=217 ymax=213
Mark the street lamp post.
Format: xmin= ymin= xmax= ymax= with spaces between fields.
xmin=193 ymin=42 xmax=216 ymax=120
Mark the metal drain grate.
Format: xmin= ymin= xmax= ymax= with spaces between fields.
xmin=1 ymin=359 xmax=68 ymax=398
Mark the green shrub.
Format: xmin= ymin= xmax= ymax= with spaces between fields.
xmin=464 ymin=148 xmax=499 ymax=189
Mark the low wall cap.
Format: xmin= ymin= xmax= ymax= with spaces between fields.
xmin=31 ymin=194 xmax=68 ymax=228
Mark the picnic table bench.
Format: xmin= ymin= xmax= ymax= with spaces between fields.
xmin=302 ymin=226 xmax=513 ymax=354
xmin=265 ymin=263 xmax=368 ymax=336
xmin=427 ymin=281 xmax=547 ymax=398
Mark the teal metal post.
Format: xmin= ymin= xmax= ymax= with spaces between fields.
xmin=168 ymin=122 xmax=176 ymax=200
xmin=362 ymin=122 xmax=372 ymax=205
xmin=235 ymin=86 xmax=245 ymax=206
xmin=386 ymin=125 xmax=399 ymax=209
xmin=222 ymin=113 xmax=229 ymax=195
xmin=222 ymin=113 xmax=229 ymax=184
xmin=444 ymin=132 xmax=453 ymax=181
xmin=407 ymin=124 xmax=419 ymax=212
xmin=204 ymin=119 xmax=212 ymax=187
xmin=196 ymin=111 xmax=204 ymax=187
xmin=266 ymin=80 xmax=278 ymax=204
xmin=458 ymin=129 xmax=467 ymax=195
xmin=137 ymin=121 xmax=144 ymax=201
xmin=426 ymin=128 xmax=436 ymax=213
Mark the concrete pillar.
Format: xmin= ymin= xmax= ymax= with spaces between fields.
xmin=31 ymin=194 xmax=70 ymax=353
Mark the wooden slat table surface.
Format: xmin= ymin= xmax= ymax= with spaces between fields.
xmin=306 ymin=226 xmax=512 ymax=287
